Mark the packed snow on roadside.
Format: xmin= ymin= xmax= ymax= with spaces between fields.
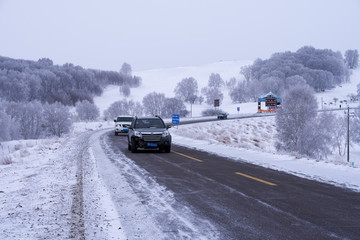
xmin=0 ymin=122 xmax=115 ymax=239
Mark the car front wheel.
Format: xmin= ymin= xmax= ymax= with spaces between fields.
xmin=164 ymin=145 xmax=171 ymax=153
xmin=131 ymin=138 xmax=137 ymax=153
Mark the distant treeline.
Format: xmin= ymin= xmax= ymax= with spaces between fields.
xmin=229 ymin=46 xmax=358 ymax=103
xmin=0 ymin=56 xmax=141 ymax=106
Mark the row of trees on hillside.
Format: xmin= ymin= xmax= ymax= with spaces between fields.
xmin=0 ymin=56 xmax=141 ymax=106
xmin=170 ymin=47 xmax=359 ymax=111
xmin=0 ymin=99 xmax=105 ymax=141
xmin=0 ymin=55 xmax=142 ymax=142
xmin=0 ymin=101 xmax=73 ymax=141
xmin=174 ymin=73 xmax=224 ymax=108
xmin=230 ymin=46 xmax=358 ymax=103
xmin=103 ymin=93 xmax=189 ymax=120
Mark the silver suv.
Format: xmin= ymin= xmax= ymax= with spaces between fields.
xmin=128 ymin=116 xmax=171 ymax=153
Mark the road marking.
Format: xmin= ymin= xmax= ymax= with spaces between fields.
xmin=235 ymin=172 xmax=277 ymax=186
xmin=171 ymin=150 xmax=203 ymax=162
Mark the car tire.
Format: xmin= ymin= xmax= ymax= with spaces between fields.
xmin=164 ymin=145 xmax=171 ymax=153
xmin=128 ymin=143 xmax=131 ymax=151
xmin=115 ymin=132 xmax=118 ymax=136
xmin=131 ymin=138 xmax=137 ymax=153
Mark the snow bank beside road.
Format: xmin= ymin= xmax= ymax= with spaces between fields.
xmin=170 ymin=117 xmax=360 ymax=192
xmin=0 ymin=137 xmax=75 ymax=239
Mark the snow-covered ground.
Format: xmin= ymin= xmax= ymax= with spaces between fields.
xmin=1 ymin=61 xmax=360 ymax=239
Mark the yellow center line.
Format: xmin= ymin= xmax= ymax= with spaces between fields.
xmin=171 ymin=150 xmax=203 ymax=162
xmin=235 ymin=172 xmax=277 ymax=186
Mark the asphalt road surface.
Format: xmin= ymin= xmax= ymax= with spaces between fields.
xmin=107 ymin=132 xmax=360 ymax=240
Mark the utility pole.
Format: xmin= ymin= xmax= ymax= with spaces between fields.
xmin=347 ymin=106 xmax=350 ymax=162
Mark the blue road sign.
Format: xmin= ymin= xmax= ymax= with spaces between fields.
xmin=172 ymin=114 xmax=180 ymax=124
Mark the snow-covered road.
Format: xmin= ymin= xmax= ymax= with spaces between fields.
xmin=1 ymin=128 xmax=218 ymax=239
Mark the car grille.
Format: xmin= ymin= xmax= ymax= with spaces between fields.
xmin=142 ymin=133 xmax=162 ymax=142
xmin=123 ymin=124 xmax=130 ymax=128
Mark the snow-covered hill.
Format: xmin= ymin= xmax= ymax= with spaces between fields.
xmin=95 ymin=60 xmax=360 ymax=118
xmin=94 ymin=60 xmax=255 ymax=117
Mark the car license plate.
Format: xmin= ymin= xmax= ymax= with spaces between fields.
xmin=123 ymin=128 xmax=128 ymax=132
xmin=147 ymin=143 xmax=157 ymax=147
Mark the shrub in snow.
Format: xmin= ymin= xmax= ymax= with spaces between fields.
xmin=0 ymin=155 xmax=13 ymax=165
xmin=201 ymin=108 xmax=224 ymax=117
xmin=43 ymin=102 xmax=73 ymax=137
xmin=76 ymin=100 xmax=100 ymax=121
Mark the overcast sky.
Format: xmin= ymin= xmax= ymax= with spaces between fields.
xmin=0 ymin=0 xmax=359 ymax=71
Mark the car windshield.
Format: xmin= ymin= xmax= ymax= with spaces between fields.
xmin=135 ymin=119 xmax=165 ymax=128
xmin=117 ymin=117 xmax=133 ymax=122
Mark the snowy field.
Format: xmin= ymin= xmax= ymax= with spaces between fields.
xmin=1 ymin=61 xmax=360 ymax=239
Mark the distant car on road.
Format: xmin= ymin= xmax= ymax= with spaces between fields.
xmin=128 ymin=116 xmax=171 ymax=153
xmin=114 ymin=116 xmax=133 ymax=135
xmin=217 ymin=112 xmax=228 ymax=120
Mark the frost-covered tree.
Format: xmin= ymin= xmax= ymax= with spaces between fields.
xmin=120 ymin=62 xmax=132 ymax=76
xmin=174 ymin=77 xmax=198 ymax=103
xmin=142 ymin=92 xmax=166 ymax=116
xmin=298 ymin=111 xmax=335 ymax=158
xmin=18 ymin=101 xmax=44 ymax=139
xmin=43 ymin=102 xmax=72 ymax=137
xmin=162 ymin=98 xmax=188 ymax=118
xmin=345 ymin=49 xmax=359 ymax=69
xmin=104 ymin=100 xmax=130 ymax=120
xmin=76 ymin=100 xmax=100 ymax=121
xmin=126 ymin=100 xmax=143 ymax=117
xmin=2 ymin=101 xmax=43 ymax=139
xmin=261 ymin=76 xmax=284 ymax=96
xmin=201 ymin=87 xmax=224 ymax=106
xmin=226 ymin=77 xmax=237 ymax=91
xmin=0 ymin=111 xmax=12 ymax=142
xmin=208 ymin=73 xmax=224 ymax=88
xmin=240 ymin=65 xmax=252 ymax=83
xmin=229 ymin=80 xmax=248 ymax=103
xmin=120 ymin=85 xmax=131 ymax=97
xmin=276 ymin=84 xmax=318 ymax=154
xmin=351 ymin=106 xmax=360 ymax=144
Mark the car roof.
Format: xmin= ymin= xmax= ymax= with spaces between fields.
xmin=136 ymin=116 xmax=162 ymax=120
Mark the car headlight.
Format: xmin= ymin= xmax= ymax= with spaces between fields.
xmin=134 ymin=131 xmax=142 ymax=137
xmin=162 ymin=130 xmax=169 ymax=137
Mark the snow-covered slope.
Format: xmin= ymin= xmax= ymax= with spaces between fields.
xmin=94 ymin=60 xmax=254 ymax=117
xmin=95 ymin=61 xmax=360 ymax=118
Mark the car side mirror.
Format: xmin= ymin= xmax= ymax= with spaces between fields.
xmin=114 ymin=119 xmax=116 ymax=123
xmin=167 ymin=125 xmax=172 ymax=129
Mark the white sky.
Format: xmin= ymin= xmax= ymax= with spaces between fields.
xmin=0 ymin=0 xmax=359 ymax=71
